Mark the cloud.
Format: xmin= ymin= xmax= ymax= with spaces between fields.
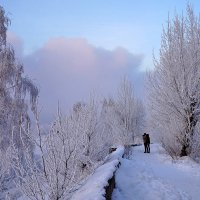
xmin=9 ymin=35 xmax=145 ymax=122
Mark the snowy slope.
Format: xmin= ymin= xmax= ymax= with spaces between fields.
xmin=113 ymin=144 xmax=200 ymax=200
xmin=71 ymin=147 xmax=124 ymax=200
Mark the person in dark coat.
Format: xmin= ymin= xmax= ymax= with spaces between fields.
xmin=146 ymin=134 xmax=150 ymax=153
xmin=142 ymin=133 xmax=147 ymax=153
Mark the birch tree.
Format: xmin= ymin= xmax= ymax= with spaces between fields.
xmin=0 ymin=5 xmax=38 ymax=198
xmin=0 ymin=5 xmax=38 ymax=152
xmin=148 ymin=5 xmax=200 ymax=157
xmin=116 ymin=76 xmax=144 ymax=144
xmin=0 ymin=143 xmax=13 ymax=199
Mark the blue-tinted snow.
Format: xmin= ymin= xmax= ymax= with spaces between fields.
xmin=113 ymin=143 xmax=200 ymax=200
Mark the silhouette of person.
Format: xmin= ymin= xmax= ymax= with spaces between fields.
xmin=146 ymin=134 xmax=150 ymax=153
xmin=142 ymin=133 xmax=147 ymax=153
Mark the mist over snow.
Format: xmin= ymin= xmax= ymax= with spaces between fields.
xmin=8 ymin=33 xmax=145 ymax=123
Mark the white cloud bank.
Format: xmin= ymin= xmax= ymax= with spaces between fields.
xmin=8 ymin=33 xmax=145 ymax=122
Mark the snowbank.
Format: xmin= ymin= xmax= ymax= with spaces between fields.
xmin=71 ymin=147 xmax=124 ymax=200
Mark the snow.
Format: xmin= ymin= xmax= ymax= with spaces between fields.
xmin=113 ymin=143 xmax=200 ymax=200
xmin=71 ymin=146 xmax=124 ymax=200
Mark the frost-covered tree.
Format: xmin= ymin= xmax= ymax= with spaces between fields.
xmin=72 ymin=97 xmax=98 ymax=158
xmin=0 ymin=142 xmax=13 ymax=199
xmin=148 ymin=5 xmax=200 ymax=158
xmin=116 ymin=76 xmax=144 ymax=144
xmin=0 ymin=5 xmax=38 ymax=199
xmin=93 ymin=98 xmax=122 ymax=160
xmin=133 ymin=99 xmax=146 ymax=139
xmin=12 ymin=101 xmax=99 ymax=200
xmin=0 ymin=5 xmax=38 ymax=152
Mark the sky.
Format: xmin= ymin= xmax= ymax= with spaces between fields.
xmin=1 ymin=0 xmax=200 ymax=122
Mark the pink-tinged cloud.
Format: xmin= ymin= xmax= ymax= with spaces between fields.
xmin=9 ymin=35 xmax=144 ymax=122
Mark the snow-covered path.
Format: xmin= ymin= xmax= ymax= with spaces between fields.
xmin=112 ymin=144 xmax=200 ymax=200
